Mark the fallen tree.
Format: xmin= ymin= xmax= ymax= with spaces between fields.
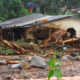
xmin=2 ymin=40 xmax=32 ymax=54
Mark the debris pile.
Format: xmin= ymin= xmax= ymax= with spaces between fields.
xmin=1 ymin=27 xmax=80 ymax=55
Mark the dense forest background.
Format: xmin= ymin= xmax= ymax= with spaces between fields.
xmin=0 ymin=0 xmax=80 ymax=22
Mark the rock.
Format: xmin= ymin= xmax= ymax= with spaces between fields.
xmin=63 ymin=47 xmax=67 ymax=51
xmin=75 ymin=56 xmax=80 ymax=61
xmin=20 ymin=72 xmax=31 ymax=79
xmin=20 ymin=60 xmax=31 ymax=70
xmin=30 ymin=42 xmax=34 ymax=45
xmin=24 ymin=57 xmax=31 ymax=63
xmin=70 ymin=52 xmax=79 ymax=57
xmin=0 ymin=59 xmax=7 ymax=65
xmin=31 ymin=56 xmax=47 ymax=68
xmin=7 ymin=64 xmax=21 ymax=69
xmin=11 ymin=56 xmax=21 ymax=61
xmin=61 ymin=56 xmax=68 ymax=60
xmin=68 ymin=55 xmax=75 ymax=61
xmin=4 ymin=75 xmax=13 ymax=80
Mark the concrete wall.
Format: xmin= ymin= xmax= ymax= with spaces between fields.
xmin=41 ymin=17 xmax=80 ymax=38
xmin=24 ymin=27 xmax=35 ymax=40
xmin=53 ymin=18 xmax=80 ymax=37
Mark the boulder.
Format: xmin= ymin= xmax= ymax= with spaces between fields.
xmin=31 ymin=56 xmax=47 ymax=68
xmin=8 ymin=64 xmax=21 ymax=69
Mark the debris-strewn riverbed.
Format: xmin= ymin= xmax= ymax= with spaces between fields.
xmin=0 ymin=54 xmax=80 ymax=80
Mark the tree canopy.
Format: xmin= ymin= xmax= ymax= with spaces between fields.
xmin=0 ymin=0 xmax=80 ymax=22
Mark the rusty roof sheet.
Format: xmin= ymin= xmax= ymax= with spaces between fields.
xmin=0 ymin=14 xmax=71 ymax=29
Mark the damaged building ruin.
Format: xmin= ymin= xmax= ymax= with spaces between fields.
xmin=0 ymin=14 xmax=80 ymax=43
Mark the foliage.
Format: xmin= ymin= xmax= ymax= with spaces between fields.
xmin=0 ymin=0 xmax=80 ymax=22
xmin=0 ymin=47 xmax=16 ymax=55
xmin=0 ymin=0 xmax=29 ymax=22
xmin=7 ymin=0 xmax=29 ymax=19
xmin=15 ymin=39 xmax=26 ymax=45
xmin=48 ymin=56 xmax=62 ymax=80
xmin=0 ymin=0 xmax=5 ymax=22
xmin=31 ymin=0 xmax=80 ymax=15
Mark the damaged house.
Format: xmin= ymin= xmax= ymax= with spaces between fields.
xmin=0 ymin=14 xmax=80 ymax=43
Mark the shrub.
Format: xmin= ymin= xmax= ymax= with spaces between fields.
xmin=48 ymin=56 xmax=62 ymax=80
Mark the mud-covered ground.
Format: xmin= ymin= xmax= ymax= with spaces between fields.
xmin=0 ymin=41 xmax=80 ymax=80
xmin=0 ymin=54 xmax=80 ymax=80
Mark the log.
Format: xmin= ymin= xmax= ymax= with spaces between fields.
xmin=7 ymin=60 xmax=20 ymax=64
xmin=3 ymin=40 xmax=13 ymax=48
xmin=2 ymin=40 xmax=32 ymax=54
xmin=62 ymin=38 xmax=80 ymax=44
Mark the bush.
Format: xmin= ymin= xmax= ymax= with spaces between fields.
xmin=48 ymin=56 xmax=62 ymax=80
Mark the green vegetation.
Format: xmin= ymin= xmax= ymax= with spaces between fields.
xmin=15 ymin=39 xmax=26 ymax=45
xmin=0 ymin=47 xmax=16 ymax=55
xmin=48 ymin=56 xmax=62 ymax=80
xmin=0 ymin=0 xmax=30 ymax=22
xmin=0 ymin=0 xmax=80 ymax=22
xmin=7 ymin=0 xmax=29 ymax=19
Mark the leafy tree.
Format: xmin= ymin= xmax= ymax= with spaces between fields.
xmin=28 ymin=0 xmax=80 ymax=15
xmin=0 ymin=0 xmax=80 ymax=22
xmin=0 ymin=0 xmax=5 ymax=22
xmin=7 ymin=0 xmax=29 ymax=19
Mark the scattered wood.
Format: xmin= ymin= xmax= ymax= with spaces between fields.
xmin=43 ymin=29 xmax=67 ymax=45
xmin=7 ymin=60 xmax=20 ymax=64
xmin=52 ymin=29 xmax=67 ymax=43
xmin=2 ymin=40 xmax=32 ymax=54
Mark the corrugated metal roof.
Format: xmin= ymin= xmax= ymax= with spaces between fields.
xmin=0 ymin=14 xmax=71 ymax=29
